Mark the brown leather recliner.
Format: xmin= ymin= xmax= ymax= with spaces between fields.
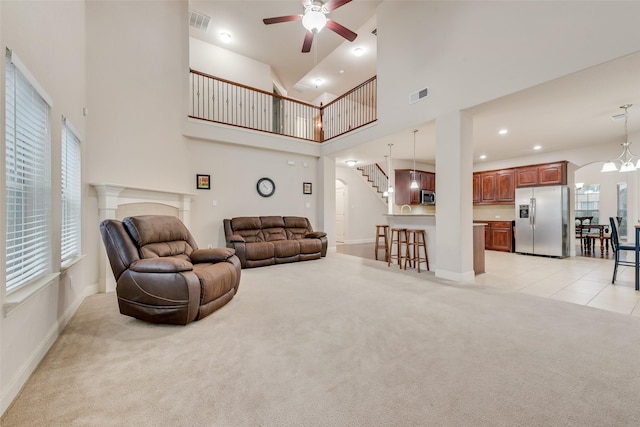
xmin=99 ymin=215 xmax=241 ymax=325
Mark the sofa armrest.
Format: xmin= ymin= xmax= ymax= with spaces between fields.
xmin=230 ymin=234 xmax=246 ymax=243
xmin=190 ymin=247 xmax=236 ymax=263
xmin=129 ymin=257 xmax=193 ymax=273
xmin=305 ymin=231 xmax=327 ymax=239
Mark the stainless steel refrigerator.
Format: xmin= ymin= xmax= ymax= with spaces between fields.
xmin=515 ymin=185 xmax=569 ymax=257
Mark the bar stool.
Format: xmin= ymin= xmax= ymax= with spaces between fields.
xmin=404 ymin=229 xmax=430 ymax=272
xmin=374 ymin=224 xmax=389 ymax=262
xmin=388 ymin=228 xmax=408 ymax=267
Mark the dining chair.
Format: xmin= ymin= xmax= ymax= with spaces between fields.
xmin=609 ymin=216 xmax=635 ymax=284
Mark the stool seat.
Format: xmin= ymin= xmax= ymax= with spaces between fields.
xmin=375 ymin=225 xmax=390 ymax=262
xmin=388 ymin=227 xmax=408 ymax=267
xmin=404 ymin=229 xmax=429 ymax=272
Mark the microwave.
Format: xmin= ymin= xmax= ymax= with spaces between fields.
xmin=420 ymin=190 xmax=436 ymax=205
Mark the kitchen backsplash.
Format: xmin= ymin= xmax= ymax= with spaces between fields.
xmin=473 ymin=204 xmax=515 ymax=221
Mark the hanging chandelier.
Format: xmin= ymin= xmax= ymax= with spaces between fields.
xmin=601 ymin=104 xmax=638 ymax=172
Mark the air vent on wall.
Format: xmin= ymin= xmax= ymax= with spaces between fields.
xmin=189 ymin=10 xmax=211 ymax=32
xmin=409 ymin=87 xmax=429 ymax=104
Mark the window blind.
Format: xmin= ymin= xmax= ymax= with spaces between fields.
xmin=5 ymin=49 xmax=52 ymax=292
xmin=61 ymin=118 xmax=81 ymax=263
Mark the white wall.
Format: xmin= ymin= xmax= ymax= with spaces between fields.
xmin=187 ymin=139 xmax=320 ymax=247
xmin=335 ymin=166 xmax=388 ymax=244
xmin=0 ymin=0 xmax=88 ymax=415
xmin=190 ymin=37 xmax=273 ymax=92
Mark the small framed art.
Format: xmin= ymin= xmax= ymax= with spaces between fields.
xmin=303 ymin=182 xmax=312 ymax=195
xmin=196 ymin=174 xmax=210 ymax=190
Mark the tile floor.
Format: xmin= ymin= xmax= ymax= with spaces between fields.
xmin=336 ymin=242 xmax=640 ymax=317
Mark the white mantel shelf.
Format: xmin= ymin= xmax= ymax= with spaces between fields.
xmin=91 ymin=182 xmax=195 ymax=293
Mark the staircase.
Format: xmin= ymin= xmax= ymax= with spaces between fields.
xmin=356 ymin=163 xmax=389 ymax=202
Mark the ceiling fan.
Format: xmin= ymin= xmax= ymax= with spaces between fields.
xmin=263 ymin=0 xmax=358 ymax=53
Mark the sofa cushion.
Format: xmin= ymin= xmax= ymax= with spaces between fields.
xmin=263 ymin=227 xmax=287 ymax=241
xmin=261 ymin=216 xmax=286 ymax=228
xmin=193 ymin=262 xmax=239 ymax=305
xmin=283 ymin=216 xmax=310 ymax=229
xmin=298 ymin=238 xmax=322 ymax=255
xmin=272 ymin=240 xmax=300 ymax=258
xmin=245 ymin=241 xmax=274 ymax=260
xmin=124 ymin=215 xmax=199 ymax=259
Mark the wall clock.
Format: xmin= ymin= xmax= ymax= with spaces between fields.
xmin=256 ymin=177 xmax=275 ymax=197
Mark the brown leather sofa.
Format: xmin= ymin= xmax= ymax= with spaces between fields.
xmin=223 ymin=216 xmax=327 ymax=268
xmin=99 ymin=215 xmax=241 ymax=325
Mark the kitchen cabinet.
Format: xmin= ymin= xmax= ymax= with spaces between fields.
xmin=473 ymin=169 xmax=515 ymax=204
xmin=472 ymin=174 xmax=482 ymax=203
xmin=474 ymin=220 xmax=514 ymax=252
xmin=516 ymin=161 xmax=567 ymax=187
xmin=394 ymin=169 xmax=435 ymax=205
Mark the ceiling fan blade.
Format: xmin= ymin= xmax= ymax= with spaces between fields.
xmin=326 ymin=19 xmax=357 ymax=42
xmin=324 ymin=0 xmax=353 ymax=12
xmin=263 ymin=15 xmax=302 ymax=25
xmin=302 ymin=31 xmax=314 ymax=53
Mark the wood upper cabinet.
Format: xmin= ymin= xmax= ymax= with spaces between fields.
xmin=495 ymin=169 xmax=515 ymax=202
xmin=481 ymin=172 xmax=497 ymax=203
xmin=422 ymin=172 xmax=435 ymax=192
xmin=394 ymin=169 xmax=434 ymax=205
xmin=472 ymin=174 xmax=482 ymax=203
xmin=538 ymin=162 xmax=567 ymax=185
xmin=516 ymin=161 xmax=567 ymax=187
xmin=473 ymin=169 xmax=515 ymax=204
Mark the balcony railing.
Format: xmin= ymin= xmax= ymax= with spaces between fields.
xmin=189 ymin=69 xmax=376 ymax=143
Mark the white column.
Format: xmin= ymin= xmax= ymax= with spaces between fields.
xmin=387 ymin=153 xmax=394 ymax=214
xmin=319 ymin=156 xmax=337 ymax=250
xmin=92 ymin=184 xmax=124 ymax=293
xmin=435 ymin=110 xmax=475 ymax=281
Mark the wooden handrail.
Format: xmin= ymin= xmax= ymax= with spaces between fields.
xmin=189 ymin=69 xmax=377 ymax=143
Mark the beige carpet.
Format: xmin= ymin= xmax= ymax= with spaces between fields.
xmin=4 ymin=253 xmax=640 ymax=426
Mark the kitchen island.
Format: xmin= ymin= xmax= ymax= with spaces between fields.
xmin=384 ymin=214 xmax=486 ymax=275
xmin=384 ymin=214 xmax=437 ymax=270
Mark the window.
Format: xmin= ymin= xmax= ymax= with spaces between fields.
xmin=575 ymin=184 xmax=600 ymax=224
xmin=617 ymin=183 xmax=627 ymax=238
xmin=61 ymin=119 xmax=81 ymax=264
xmin=5 ymin=49 xmax=52 ymax=293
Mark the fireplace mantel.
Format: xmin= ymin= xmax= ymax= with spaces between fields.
xmin=91 ymin=183 xmax=194 ymax=292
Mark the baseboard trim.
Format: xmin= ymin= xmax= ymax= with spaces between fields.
xmin=435 ymin=268 xmax=475 ymax=282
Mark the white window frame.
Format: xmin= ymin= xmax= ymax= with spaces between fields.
xmin=61 ymin=117 xmax=82 ymax=266
xmin=5 ymin=48 xmax=53 ymax=294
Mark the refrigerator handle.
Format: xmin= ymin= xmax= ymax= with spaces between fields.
xmin=530 ymin=197 xmax=536 ymax=227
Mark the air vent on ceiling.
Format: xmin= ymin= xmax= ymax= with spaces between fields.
xmin=189 ymin=10 xmax=211 ymax=32
xmin=611 ymin=112 xmax=626 ymax=121
xmin=292 ymin=83 xmax=310 ymax=93
xmin=409 ymin=87 xmax=429 ymax=104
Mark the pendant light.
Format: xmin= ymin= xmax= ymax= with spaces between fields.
xmin=410 ymin=129 xmax=419 ymax=189
xmin=601 ymin=104 xmax=638 ymax=172
xmin=384 ymin=143 xmax=394 ymax=196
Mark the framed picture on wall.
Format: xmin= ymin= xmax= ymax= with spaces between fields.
xmin=196 ymin=174 xmax=210 ymax=190
xmin=303 ymin=182 xmax=312 ymax=195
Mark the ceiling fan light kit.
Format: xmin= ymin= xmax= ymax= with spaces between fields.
xmin=263 ymin=0 xmax=357 ymax=53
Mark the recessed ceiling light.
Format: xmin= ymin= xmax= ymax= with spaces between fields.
xmin=533 ymin=145 xmax=542 ymax=150
xmin=479 ymin=155 xmax=487 ymax=160
xmin=220 ymin=32 xmax=232 ymax=43
xmin=353 ymin=47 xmax=364 ymax=57
xmin=498 ymin=129 xmax=508 ymax=135
xmin=345 ymin=160 xmax=357 ymax=167
xmin=339 ymin=69 xmax=344 ymax=74
xmin=314 ymin=78 xmax=323 ymax=88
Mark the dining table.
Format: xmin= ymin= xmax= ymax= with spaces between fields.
xmin=579 ymin=223 xmax=610 ymax=254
